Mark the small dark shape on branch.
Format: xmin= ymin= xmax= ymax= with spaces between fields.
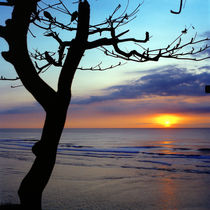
xmin=71 ymin=11 xmax=78 ymax=22
xmin=182 ymin=28 xmax=187 ymax=34
xmin=43 ymin=11 xmax=53 ymax=21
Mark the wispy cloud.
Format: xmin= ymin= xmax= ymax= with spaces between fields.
xmin=1 ymin=65 xmax=210 ymax=118
xmin=202 ymin=31 xmax=210 ymax=38
xmin=89 ymin=97 xmax=210 ymax=115
xmin=199 ymin=66 xmax=210 ymax=71
xmin=72 ymin=66 xmax=210 ymax=105
xmin=199 ymin=31 xmax=210 ymax=56
xmin=0 ymin=102 xmax=42 ymax=115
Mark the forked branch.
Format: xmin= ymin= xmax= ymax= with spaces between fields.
xmin=98 ymin=27 xmax=210 ymax=62
xmin=0 ymin=0 xmax=209 ymax=83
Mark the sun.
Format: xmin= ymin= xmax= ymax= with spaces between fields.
xmin=155 ymin=114 xmax=179 ymax=128
xmin=164 ymin=120 xmax=171 ymax=127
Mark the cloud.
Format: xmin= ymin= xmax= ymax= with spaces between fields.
xmin=196 ymin=31 xmax=210 ymax=57
xmin=91 ymin=98 xmax=210 ymax=115
xmin=199 ymin=66 xmax=210 ymax=71
xmin=199 ymin=48 xmax=210 ymax=57
xmin=72 ymin=66 xmax=210 ymax=105
xmin=0 ymin=102 xmax=43 ymax=115
xmin=204 ymin=48 xmax=210 ymax=56
xmin=202 ymin=31 xmax=210 ymax=38
xmin=2 ymin=65 xmax=210 ymax=118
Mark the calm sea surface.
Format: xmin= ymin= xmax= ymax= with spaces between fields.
xmin=1 ymin=128 xmax=210 ymax=209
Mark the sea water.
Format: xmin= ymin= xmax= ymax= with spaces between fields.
xmin=1 ymin=128 xmax=210 ymax=209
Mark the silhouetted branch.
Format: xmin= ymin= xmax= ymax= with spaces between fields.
xmin=34 ymin=62 xmax=52 ymax=73
xmin=29 ymin=0 xmax=210 ymax=73
xmin=0 ymin=75 xmax=19 ymax=81
xmin=87 ymin=31 xmax=149 ymax=49
xmin=88 ymin=2 xmax=142 ymax=36
xmin=0 ymin=1 xmax=14 ymax=7
xmin=0 ymin=71 xmax=22 ymax=88
xmin=38 ymin=2 xmax=64 ymax=14
xmin=2 ymin=0 xmax=208 ymax=80
xmin=57 ymin=0 xmax=72 ymax=16
xmin=32 ymin=0 xmax=78 ymax=32
xmin=78 ymin=61 xmax=125 ymax=71
xmin=35 ymin=16 xmax=77 ymax=31
xmin=30 ymin=31 xmax=72 ymax=68
xmin=0 ymin=60 xmax=52 ymax=83
xmin=34 ymin=0 xmax=141 ymax=35
xmin=98 ymin=26 xmax=210 ymax=63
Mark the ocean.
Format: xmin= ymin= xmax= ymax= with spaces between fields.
xmin=1 ymin=128 xmax=210 ymax=209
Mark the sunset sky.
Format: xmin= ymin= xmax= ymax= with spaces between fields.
xmin=0 ymin=0 xmax=210 ymax=128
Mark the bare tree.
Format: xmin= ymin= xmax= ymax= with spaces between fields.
xmin=0 ymin=0 xmax=209 ymax=209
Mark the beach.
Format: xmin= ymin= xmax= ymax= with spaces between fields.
xmin=1 ymin=128 xmax=210 ymax=209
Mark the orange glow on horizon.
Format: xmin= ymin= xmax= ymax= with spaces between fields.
xmin=155 ymin=114 xmax=180 ymax=128
xmin=1 ymin=110 xmax=210 ymax=128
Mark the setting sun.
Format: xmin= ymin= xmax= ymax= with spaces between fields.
xmin=155 ymin=115 xmax=179 ymax=128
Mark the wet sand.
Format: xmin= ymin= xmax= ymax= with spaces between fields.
xmin=2 ymin=157 xmax=210 ymax=210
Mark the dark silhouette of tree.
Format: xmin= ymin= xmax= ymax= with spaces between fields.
xmin=0 ymin=0 xmax=209 ymax=209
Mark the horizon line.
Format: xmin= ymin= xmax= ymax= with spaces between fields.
xmin=0 ymin=127 xmax=210 ymax=129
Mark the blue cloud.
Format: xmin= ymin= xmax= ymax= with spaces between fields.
xmin=72 ymin=66 xmax=210 ymax=105
xmin=204 ymin=48 xmax=210 ymax=56
xmin=92 ymin=100 xmax=210 ymax=115
xmin=202 ymin=31 xmax=210 ymax=38
xmin=199 ymin=66 xmax=210 ymax=70
xmin=0 ymin=102 xmax=42 ymax=115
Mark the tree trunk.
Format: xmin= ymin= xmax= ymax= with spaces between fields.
xmin=18 ymin=97 xmax=70 ymax=210
xmin=0 ymin=1 xmax=90 ymax=209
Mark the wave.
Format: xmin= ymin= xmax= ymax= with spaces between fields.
xmin=121 ymin=165 xmax=210 ymax=175
xmin=142 ymin=152 xmax=210 ymax=160
xmin=1 ymin=138 xmax=210 ymax=159
xmin=138 ymin=160 xmax=172 ymax=166
xmin=1 ymin=138 xmax=210 ymax=176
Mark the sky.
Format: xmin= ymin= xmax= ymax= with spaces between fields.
xmin=0 ymin=0 xmax=210 ymax=128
